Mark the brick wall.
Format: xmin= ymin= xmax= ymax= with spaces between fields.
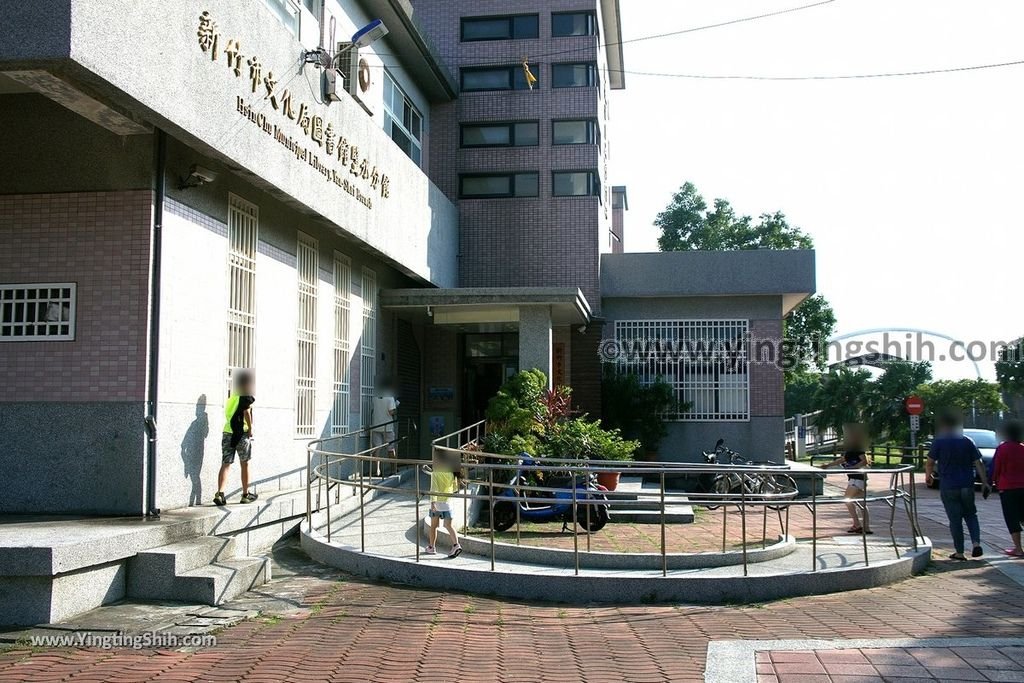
xmin=413 ymin=0 xmax=608 ymax=312
xmin=0 ymin=191 xmax=153 ymax=402
xmin=750 ymin=318 xmax=784 ymax=417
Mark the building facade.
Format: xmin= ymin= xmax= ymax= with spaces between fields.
xmin=0 ymin=0 xmax=814 ymax=517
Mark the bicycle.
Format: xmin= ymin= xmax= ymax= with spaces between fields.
xmin=701 ymin=440 xmax=798 ymax=511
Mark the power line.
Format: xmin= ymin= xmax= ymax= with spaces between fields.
xmin=367 ymin=0 xmax=839 ymax=68
xmin=355 ymin=55 xmax=1024 ymax=83
xmin=616 ymin=57 xmax=1024 ymax=81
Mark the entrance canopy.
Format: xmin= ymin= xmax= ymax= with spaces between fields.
xmin=381 ymin=287 xmax=593 ymax=387
xmin=381 ymin=287 xmax=592 ymax=326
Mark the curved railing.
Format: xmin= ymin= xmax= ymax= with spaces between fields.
xmin=305 ymin=420 xmax=924 ymax=578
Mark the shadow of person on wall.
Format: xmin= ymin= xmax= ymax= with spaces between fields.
xmin=181 ymin=394 xmax=209 ymax=506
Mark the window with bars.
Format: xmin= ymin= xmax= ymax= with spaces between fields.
xmin=0 ymin=284 xmax=76 ymax=341
xmin=295 ymin=233 xmax=318 ymax=437
xmin=226 ymin=194 xmax=258 ymax=388
xmin=613 ymin=320 xmax=750 ymax=421
xmin=332 ymin=253 xmax=352 ymax=436
xmin=360 ymin=268 xmax=377 ymax=430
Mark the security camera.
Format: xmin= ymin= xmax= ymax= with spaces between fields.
xmin=189 ymin=165 xmax=217 ymax=184
xmin=179 ymin=164 xmax=218 ymax=190
xmin=352 ymin=19 xmax=388 ymax=48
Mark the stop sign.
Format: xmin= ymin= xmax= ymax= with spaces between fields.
xmin=905 ymin=395 xmax=924 ymax=415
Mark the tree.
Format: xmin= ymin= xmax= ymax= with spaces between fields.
xmin=918 ymin=379 xmax=1006 ymax=431
xmin=996 ymin=338 xmax=1024 ymax=394
xmin=861 ymin=360 xmax=932 ymax=443
xmin=812 ymin=367 xmax=873 ymax=436
xmin=784 ymin=369 xmax=821 ymax=416
xmin=656 ymin=181 xmax=836 ymax=381
xmin=784 ymin=294 xmax=836 ymax=379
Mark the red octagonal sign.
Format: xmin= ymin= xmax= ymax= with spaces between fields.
xmin=905 ymin=395 xmax=925 ymax=416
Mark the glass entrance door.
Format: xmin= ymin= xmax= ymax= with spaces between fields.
xmin=462 ymin=333 xmax=518 ymax=425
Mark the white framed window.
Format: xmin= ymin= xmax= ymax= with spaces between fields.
xmin=360 ymin=268 xmax=377 ymax=429
xmin=0 ymin=283 xmax=76 ymax=341
xmin=383 ymin=72 xmax=423 ymax=166
xmin=613 ymin=319 xmax=750 ymax=421
xmin=332 ymin=252 xmax=352 ymax=435
xmin=227 ymin=194 xmax=258 ymax=388
xmin=295 ymin=233 xmax=318 ymax=437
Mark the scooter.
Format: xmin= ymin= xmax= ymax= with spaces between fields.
xmin=490 ymin=455 xmax=611 ymax=533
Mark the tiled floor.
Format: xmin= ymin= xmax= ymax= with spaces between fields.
xmin=0 ymin=486 xmax=1021 ymax=682
xmin=757 ymin=645 xmax=1024 ymax=682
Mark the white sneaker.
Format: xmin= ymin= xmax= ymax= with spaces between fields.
xmin=425 ymin=545 xmax=436 ymax=555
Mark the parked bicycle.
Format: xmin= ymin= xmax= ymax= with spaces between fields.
xmin=700 ymin=439 xmax=798 ymax=511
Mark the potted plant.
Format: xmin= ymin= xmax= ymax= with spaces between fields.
xmin=482 ymin=370 xmax=639 ymax=491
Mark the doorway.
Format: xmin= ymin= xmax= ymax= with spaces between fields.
xmin=462 ymin=333 xmax=518 ymax=425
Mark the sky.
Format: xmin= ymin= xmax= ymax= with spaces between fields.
xmin=608 ymin=0 xmax=1024 ymax=381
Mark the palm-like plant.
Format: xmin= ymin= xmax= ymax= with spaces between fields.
xmin=813 ymin=366 xmax=873 ymax=435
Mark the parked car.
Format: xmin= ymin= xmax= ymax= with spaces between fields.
xmin=928 ymin=428 xmax=999 ymax=488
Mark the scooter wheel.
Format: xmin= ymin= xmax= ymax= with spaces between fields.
xmin=577 ymin=504 xmax=609 ymax=532
xmin=491 ymin=501 xmax=516 ymax=532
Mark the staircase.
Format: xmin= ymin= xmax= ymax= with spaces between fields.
xmin=127 ymin=536 xmax=271 ymax=605
xmin=608 ymin=477 xmax=694 ymax=524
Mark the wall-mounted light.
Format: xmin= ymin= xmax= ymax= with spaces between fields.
xmin=179 ymin=164 xmax=217 ymax=190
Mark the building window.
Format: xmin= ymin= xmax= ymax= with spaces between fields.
xmin=552 ymin=119 xmax=600 ymax=145
xmin=295 ymin=233 xmax=318 ymax=437
xmin=461 ymin=65 xmax=536 ymax=92
xmin=261 ymin=0 xmax=300 ymax=35
xmin=332 ymin=253 xmax=352 ymax=436
xmin=461 ymin=14 xmax=539 ymax=41
xmin=460 ymin=172 xmax=539 ymax=198
xmin=383 ymin=72 xmax=422 ymax=166
xmin=227 ymin=194 xmax=258 ymax=387
xmin=553 ymin=170 xmax=600 ymax=197
xmin=461 ymin=121 xmax=539 ymax=148
xmin=552 ymin=11 xmax=597 ymax=37
xmin=613 ymin=320 xmax=750 ymax=421
xmin=552 ymin=62 xmax=599 ymax=88
xmin=360 ymin=268 xmax=377 ymax=430
xmin=0 ymin=283 xmax=76 ymax=341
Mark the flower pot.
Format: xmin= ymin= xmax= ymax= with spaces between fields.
xmin=597 ymin=471 xmax=621 ymax=491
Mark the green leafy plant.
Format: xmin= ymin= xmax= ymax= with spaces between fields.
xmin=601 ymin=370 xmax=682 ymax=453
xmin=482 ymin=370 xmax=638 ymax=464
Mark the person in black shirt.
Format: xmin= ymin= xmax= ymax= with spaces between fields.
xmin=822 ymin=423 xmax=872 ymax=534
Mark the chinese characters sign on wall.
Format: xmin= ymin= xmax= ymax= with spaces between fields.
xmin=198 ymin=11 xmax=391 ymax=209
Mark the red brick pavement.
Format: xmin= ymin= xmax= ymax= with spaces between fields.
xmin=1 ymin=489 xmax=1021 ymax=682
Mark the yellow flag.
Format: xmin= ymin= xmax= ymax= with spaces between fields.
xmin=522 ymin=60 xmax=538 ymax=90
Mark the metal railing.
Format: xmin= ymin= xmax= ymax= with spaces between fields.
xmin=304 ymin=417 xmax=417 ymax=540
xmin=305 ymin=420 xmax=925 ymax=578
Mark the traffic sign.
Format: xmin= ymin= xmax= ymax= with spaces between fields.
xmin=910 ymin=414 xmax=921 ymax=432
xmin=905 ymin=395 xmax=924 ymax=416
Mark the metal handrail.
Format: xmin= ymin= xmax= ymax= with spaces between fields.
xmin=304 ymin=418 xmax=417 ymax=534
xmin=305 ymin=433 xmax=924 ymax=577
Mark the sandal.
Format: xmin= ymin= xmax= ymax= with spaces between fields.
xmin=1003 ymin=548 xmax=1024 ymax=557
xmin=949 ymin=553 xmax=967 ymax=561
xmin=847 ymin=526 xmax=863 ymax=533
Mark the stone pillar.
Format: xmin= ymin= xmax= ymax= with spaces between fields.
xmin=518 ymin=306 xmax=553 ymax=388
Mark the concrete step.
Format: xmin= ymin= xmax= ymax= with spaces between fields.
xmin=175 ymin=557 xmax=272 ymax=606
xmin=609 ymin=505 xmax=694 ymax=524
xmin=128 ymin=537 xmax=237 ymax=577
